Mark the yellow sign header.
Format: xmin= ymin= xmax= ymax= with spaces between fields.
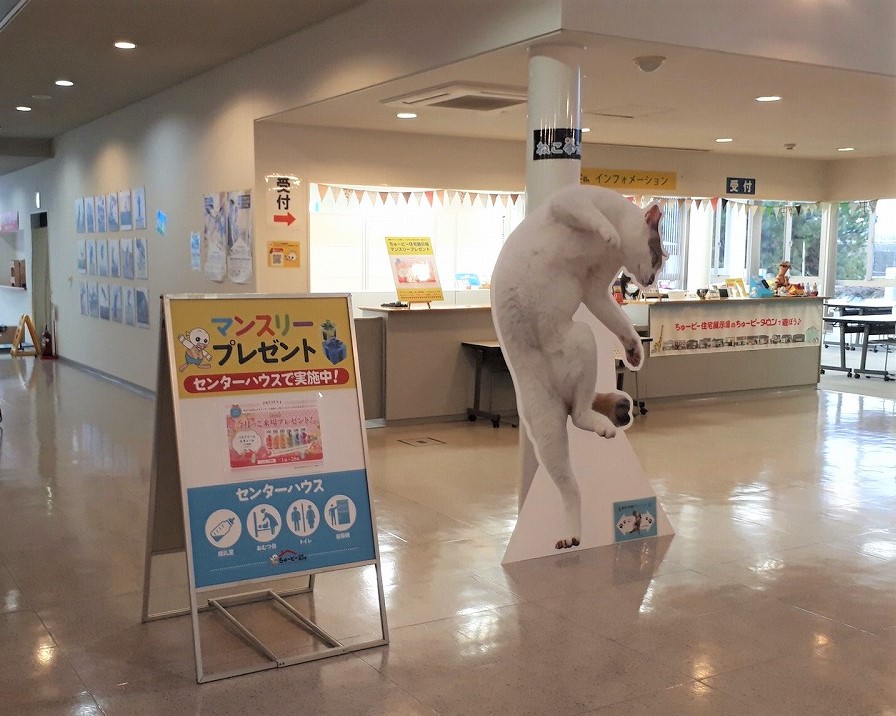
xmin=581 ymin=168 xmax=677 ymax=192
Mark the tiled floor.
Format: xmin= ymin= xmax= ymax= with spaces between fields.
xmin=1 ymin=354 xmax=895 ymax=715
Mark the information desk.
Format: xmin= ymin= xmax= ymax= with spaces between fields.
xmin=619 ymin=296 xmax=825 ymax=399
xmin=359 ymin=305 xmax=506 ymax=423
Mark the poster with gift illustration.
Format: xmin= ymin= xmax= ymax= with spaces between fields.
xmin=226 ymin=398 xmax=324 ymax=469
xmin=164 ymin=293 xmax=376 ymax=590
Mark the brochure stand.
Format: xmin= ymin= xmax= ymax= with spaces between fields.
xmin=143 ymin=293 xmax=388 ymax=683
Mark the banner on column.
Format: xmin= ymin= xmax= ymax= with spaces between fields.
xmin=164 ymin=293 xmax=377 ymax=591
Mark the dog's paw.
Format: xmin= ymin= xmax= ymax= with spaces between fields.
xmin=594 ymin=418 xmax=617 ymax=439
xmin=591 ymin=392 xmax=631 ymax=427
xmin=555 ymin=537 xmax=581 ymax=550
xmin=620 ymin=335 xmax=643 ymax=368
xmin=613 ymin=397 xmax=632 ymax=426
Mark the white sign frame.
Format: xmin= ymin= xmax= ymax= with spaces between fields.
xmin=143 ymin=293 xmax=388 ymax=683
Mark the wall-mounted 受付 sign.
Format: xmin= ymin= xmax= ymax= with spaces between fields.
xmin=267 ymin=175 xmax=300 ymax=229
xmin=726 ymin=177 xmax=756 ymax=195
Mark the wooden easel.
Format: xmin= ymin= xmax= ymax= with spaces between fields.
xmin=10 ymin=314 xmax=40 ymax=357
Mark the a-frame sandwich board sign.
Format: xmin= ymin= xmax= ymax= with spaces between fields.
xmin=144 ymin=293 xmax=388 ymax=683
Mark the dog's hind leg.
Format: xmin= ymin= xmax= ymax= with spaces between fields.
xmin=520 ymin=398 xmax=582 ymax=549
xmin=563 ymin=322 xmax=618 ymax=438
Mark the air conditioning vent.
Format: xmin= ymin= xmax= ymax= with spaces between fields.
xmin=382 ymin=83 xmax=527 ymax=112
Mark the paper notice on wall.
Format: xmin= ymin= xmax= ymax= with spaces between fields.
xmin=203 ymin=192 xmax=227 ymax=282
xmin=227 ymin=190 xmax=253 ymax=284
xmin=190 ymin=232 xmax=201 ymax=271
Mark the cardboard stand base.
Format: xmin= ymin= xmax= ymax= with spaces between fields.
xmin=502 ymin=308 xmax=674 ymax=564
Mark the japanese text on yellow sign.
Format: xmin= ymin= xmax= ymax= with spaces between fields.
xmin=385 ymin=236 xmax=444 ymax=303
xmin=168 ymin=296 xmax=356 ymax=399
xmin=581 ymin=168 xmax=677 ymax=191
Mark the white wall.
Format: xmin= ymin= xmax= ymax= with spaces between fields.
xmin=824 ymin=155 xmax=896 ymax=202
xmin=0 ymin=0 xmax=891 ymax=389
xmin=0 ymin=0 xmax=559 ymax=389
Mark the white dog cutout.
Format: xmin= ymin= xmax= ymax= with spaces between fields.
xmin=491 ymin=184 xmax=666 ymax=550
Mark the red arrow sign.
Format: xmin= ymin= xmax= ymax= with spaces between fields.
xmin=273 ymin=212 xmax=295 ymax=226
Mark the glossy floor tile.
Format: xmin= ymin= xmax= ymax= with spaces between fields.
xmin=0 ymin=355 xmax=894 ymax=714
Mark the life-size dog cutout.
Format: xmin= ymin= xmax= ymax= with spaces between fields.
xmin=491 ymin=184 xmax=666 ymax=550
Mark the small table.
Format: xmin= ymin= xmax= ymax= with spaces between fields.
xmin=822 ymin=314 xmax=895 ymax=380
xmin=461 ymin=340 xmax=516 ymax=428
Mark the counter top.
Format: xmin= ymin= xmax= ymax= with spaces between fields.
xmin=635 ymin=295 xmax=824 ymax=307
xmin=360 ymin=304 xmax=492 ymax=314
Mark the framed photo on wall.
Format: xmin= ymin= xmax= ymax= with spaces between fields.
xmin=95 ymin=194 xmax=106 ymax=232
xmin=132 ymin=186 xmax=146 ymax=230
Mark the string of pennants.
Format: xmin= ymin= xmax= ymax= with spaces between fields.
xmin=630 ymin=195 xmax=822 ymax=220
xmin=313 ymin=184 xmax=524 ymax=210
xmin=313 ymin=183 xmax=824 ymax=219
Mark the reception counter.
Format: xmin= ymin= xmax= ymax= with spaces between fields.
xmin=359 ymin=297 xmax=825 ymax=424
xmin=359 ymin=305 xmax=505 ymax=423
xmin=620 ymin=296 xmax=824 ymax=399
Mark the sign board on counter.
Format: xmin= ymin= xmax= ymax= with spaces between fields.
xmin=385 ymin=236 xmax=444 ymax=304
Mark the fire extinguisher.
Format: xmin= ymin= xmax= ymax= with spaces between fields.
xmin=40 ymin=324 xmax=56 ymax=359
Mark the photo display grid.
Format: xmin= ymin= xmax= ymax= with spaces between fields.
xmin=75 ymin=187 xmax=150 ymax=329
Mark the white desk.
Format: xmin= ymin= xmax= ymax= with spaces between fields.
xmin=822 ymin=314 xmax=895 ymax=380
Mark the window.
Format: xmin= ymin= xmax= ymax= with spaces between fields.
xmin=834 ymin=198 xmax=896 ymax=299
xmin=309 ymin=184 xmax=525 ymax=295
xmin=757 ymin=202 xmax=820 ymax=281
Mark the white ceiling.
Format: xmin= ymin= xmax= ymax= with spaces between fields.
xmin=267 ymin=31 xmax=896 ymax=162
xmin=1 ymin=1 xmax=894 ymax=178
xmin=0 ymin=0 xmax=367 ymax=175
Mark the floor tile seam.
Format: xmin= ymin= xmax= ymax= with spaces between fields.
xmin=815 ymin=539 xmax=896 ymax=564
xmin=370 ymin=487 xmax=480 ymax=530
xmin=784 ymin=601 xmax=893 ymax=636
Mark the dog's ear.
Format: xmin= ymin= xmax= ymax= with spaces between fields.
xmin=550 ymin=194 xmax=621 ymax=248
xmin=645 ymin=204 xmax=662 ymax=231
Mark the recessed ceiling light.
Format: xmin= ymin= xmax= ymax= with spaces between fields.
xmin=837 ymin=147 xmax=855 ymax=152
xmin=55 ymin=79 xmax=74 ymax=87
xmin=16 ymin=105 xmax=32 ymax=112
xmin=715 ymin=137 xmax=733 ymax=143
xmin=114 ymin=41 xmax=136 ymax=50
xmin=755 ymin=95 xmax=782 ymax=102
xmin=396 ymin=112 xmax=417 ymax=119
xmin=581 ymin=127 xmax=591 ymax=133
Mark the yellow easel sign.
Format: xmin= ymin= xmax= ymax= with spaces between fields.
xmin=11 ymin=314 xmax=40 ymax=357
xmin=385 ymin=236 xmax=443 ymax=304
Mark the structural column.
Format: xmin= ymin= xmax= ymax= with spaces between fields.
xmin=525 ymin=44 xmax=584 ymax=210
xmin=519 ymin=44 xmax=584 ymax=507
